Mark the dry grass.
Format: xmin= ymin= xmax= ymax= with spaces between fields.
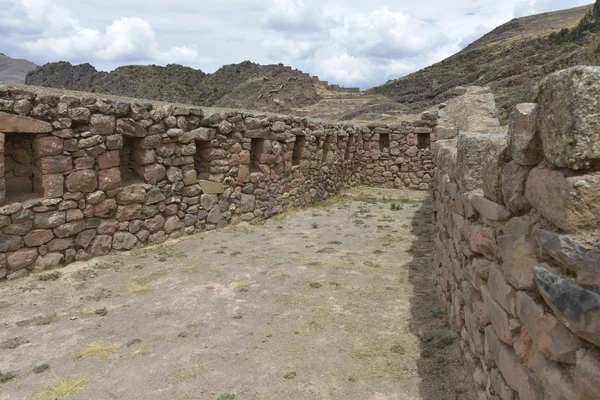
xmin=76 ymin=344 xmax=118 ymax=360
xmin=127 ymin=284 xmax=152 ymax=294
xmin=32 ymin=370 xmax=90 ymax=400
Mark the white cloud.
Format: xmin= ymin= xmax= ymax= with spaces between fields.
xmin=0 ymin=0 xmax=592 ymax=89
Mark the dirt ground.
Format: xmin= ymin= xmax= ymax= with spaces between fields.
xmin=0 ymin=187 xmax=473 ymax=400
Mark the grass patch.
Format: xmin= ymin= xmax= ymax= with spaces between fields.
xmin=33 ymin=364 xmax=50 ymax=374
xmin=372 ymin=250 xmax=385 ymax=255
xmin=216 ymin=394 xmax=236 ymax=400
xmin=95 ymin=307 xmax=108 ymax=316
xmin=0 ymin=371 xmax=16 ymax=384
xmin=39 ymin=272 xmax=61 ymax=281
xmin=316 ymin=247 xmax=335 ymax=254
xmin=76 ymin=344 xmax=117 ymax=360
xmin=32 ymin=372 xmax=90 ymax=400
xmin=135 ymin=271 xmax=168 ymax=285
xmin=127 ymin=284 xmax=152 ymax=294
xmin=390 ymin=345 xmax=406 ymax=355
xmin=363 ymin=261 xmax=382 ymax=268
xmin=311 ymin=222 xmax=319 ymax=229
xmin=354 ymin=219 xmax=365 ymax=225
xmin=231 ymin=251 xmax=242 ymax=256
xmin=309 ymin=282 xmax=323 ymax=288
xmin=327 ymin=240 xmax=342 ymax=245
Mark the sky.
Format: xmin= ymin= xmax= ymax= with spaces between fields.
xmin=0 ymin=0 xmax=593 ymax=89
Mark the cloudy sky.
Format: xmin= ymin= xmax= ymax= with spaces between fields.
xmin=0 ymin=0 xmax=592 ymax=89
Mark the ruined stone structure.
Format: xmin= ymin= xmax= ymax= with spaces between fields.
xmin=0 ymin=84 xmax=435 ymax=281
xmin=432 ymin=66 xmax=600 ymax=399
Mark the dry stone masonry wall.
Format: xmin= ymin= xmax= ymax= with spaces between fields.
xmin=0 ymin=84 xmax=435 ymax=281
xmin=432 ymin=66 xmax=600 ymax=400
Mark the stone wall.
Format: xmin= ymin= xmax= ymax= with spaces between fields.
xmin=0 ymin=84 xmax=435 ymax=281
xmin=432 ymin=66 xmax=600 ymax=400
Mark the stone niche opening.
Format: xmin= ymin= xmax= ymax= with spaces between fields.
xmin=379 ymin=133 xmax=390 ymax=153
xmin=417 ymin=132 xmax=431 ymax=149
xmin=120 ymin=136 xmax=145 ymax=185
xmin=345 ymin=135 xmax=355 ymax=161
xmin=292 ymin=136 xmax=306 ymax=167
xmin=250 ymin=138 xmax=264 ymax=173
xmin=4 ymin=132 xmax=43 ymax=203
xmin=194 ymin=140 xmax=212 ymax=179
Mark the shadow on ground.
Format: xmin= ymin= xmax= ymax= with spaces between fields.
xmin=407 ymin=195 xmax=475 ymax=400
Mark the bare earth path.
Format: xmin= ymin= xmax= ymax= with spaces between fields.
xmin=0 ymin=188 xmax=473 ymax=400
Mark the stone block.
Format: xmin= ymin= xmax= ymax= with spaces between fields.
xmin=501 ymin=161 xmax=532 ymax=215
xmin=138 ymin=164 xmax=165 ymax=185
xmin=33 ymin=211 xmax=66 ymax=229
xmin=34 ymin=253 xmax=63 ymax=271
xmin=536 ymin=66 xmax=600 ymax=170
xmin=199 ymin=180 xmax=224 ymax=194
xmin=516 ymin=290 xmax=581 ymax=364
xmin=112 ymin=231 xmax=137 ymax=250
xmin=33 ymin=136 xmax=63 ymax=157
xmin=0 ymin=111 xmax=53 ymax=133
xmin=488 ymin=263 xmax=517 ymax=316
xmin=482 ymin=133 xmax=509 ymax=203
xmin=24 ymin=229 xmax=54 ymax=246
xmin=90 ymin=114 xmax=115 ymax=135
xmin=526 ymin=164 xmax=600 ymax=232
xmin=97 ymin=150 xmax=120 ymax=169
xmin=497 ymin=217 xmax=537 ymax=290
xmin=472 ymin=194 xmax=511 ymax=221
xmin=41 ymin=174 xmax=64 ymax=198
xmin=457 ymin=133 xmax=506 ymax=192
xmin=66 ymin=169 xmax=97 ymax=193
xmin=90 ymin=235 xmax=112 ymax=256
xmin=466 ymin=223 xmax=497 ymax=260
xmin=508 ymin=103 xmax=543 ymax=166
xmin=576 ymin=349 xmax=600 ymax=400
xmin=535 ymin=264 xmax=600 ymax=347
xmin=98 ymin=168 xmax=122 ymax=191
xmin=482 ymin=286 xmax=518 ymax=345
xmin=116 ymin=118 xmax=147 ymax=138
xmin=535 ymin=229 xmax=600 ymax=287
xmin=116 ymin=184 xmax=146 ymax=205
xmin=7 ymin=248 xmax=38 ymax=270
xmin=53 ymin=221 xmax=86 ymax=238
xmin=38 ymin=155 xmax=72 ymax=174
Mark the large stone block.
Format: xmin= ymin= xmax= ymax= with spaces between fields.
xmin=526 ymin=164 xmax=600 ymax=232
xmin=536 ymin=66 xmax=600 ymax=170
xmin=66 ymin=169 xmax=98 ymax=193
xmin=516 ymin=291 xmax=581 ymax=364
xmin=116 ymin=118 xmax=147 ymax=138
xmin=501 ymin=161 xmax=532 ymax=215
xmin=0 ymin=112 xmax=53 ymax=133
xmin=90 ymin=114 xmax=115 ymax=135
xmin=535 ymin=229 xmax=600 ymax=287
xmin=482 ymin=133 xmax=509 ymax=203
xmin=508 ymin=103 xmax=543 ymax=166
xmin=535 ymin=264 xmax=600 ymax=347
xmin=456 ymin=132 xmax=506 ymax=192
xmin=497 ymin=217 xmax=538 ymax=290
xmin=576 ymin=349 xmax=600 ymax=400
xmin=33 ymin=136 xmax=63 ymax=157
xmin=7 ymin=248 xmax=38 ymax=270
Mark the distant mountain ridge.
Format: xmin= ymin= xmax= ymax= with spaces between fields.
xmin=0 ymin=53 xmax=38 ymax=84
xmin=369 ymin=4 xmax=597 ymax=121
xmin=25 ymin=61 xmax=323 ymax=113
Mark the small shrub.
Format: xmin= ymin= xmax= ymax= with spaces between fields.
xmin=39 ymin=272 xmax=61 ymax=281
xmin=0 ymin=371 xmax=16 ymax=383
xmin=95 ymin=308 xmax=108 ymax=317
xmin=32 ymin=364 xmax=50 ymax=374
xmin=312 ymin=222 xmax=319 ymax=229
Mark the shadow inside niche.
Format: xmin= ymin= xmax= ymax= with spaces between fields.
xmin=406 ymin=194 xmax=476 ymax=400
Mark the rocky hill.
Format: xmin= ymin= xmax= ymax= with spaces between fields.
xmin=370 ymin=4 xmax=596 ymax=121
xmin=25 ymin=61 xmax=322 ymax=114
xmin=0 ymin=53 xmax=38 ymax=84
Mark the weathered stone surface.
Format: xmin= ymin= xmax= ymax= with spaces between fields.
xmin=466 ymin=223 xmax=497 ymax=260
xmin=457 ymin=133 xmax=506 ymax=192
xmin=516 ymin=290 xmax=581 ymax=364
xmin=38 ymin=155 xmax=72 ymax=174
xmin=535 ymin=264 xmax=600 ymax=347
xmin=502 ymin=161 xmax=532 ymax=215
xmin=23 ymin=229 xmax=54 ymax=247
xmin=576 ymin=349 xmax=600 ymax=400
xmin=199 ymin=180 xmax=224 ymax=194
xmin=537 ymin=66 xmax=600 ymax=170
xmin=53 ymin=221 xmax=86 ymax=238
xmin=90 ymin=235 xmax=112 ymax=256
xmin=498 ymin=217 xmax=537 ymax=290
xmin=97 ymin=150 xmax=120 ymax=169
xmin=482 ymin=134 xmax=509 ymax=203
xmin=485 ymin=326 xmax=544 ymax=400
xmin=41 ymin=174 xmax=64 ymax=198
xmin=34 ymin=253 xmax=63 ymax=271
xmin=508 ymin=103 xmax=543 ymax=166
xmin=33 ymin=136 xmax=63 ymax=157
xmin=482 ymin=286 xmax=518 ymax=345
xmin=138 ymin=164 xmax=165 ymax=185
xmin=535 ymin=229 xmax=600 ymax=286
xmin=526 ymin=165 xmax=600 ymax=232
xmin=488 ymin=263 xmax=517 ymax=315
xmin=144 ymin=214 xmax=165 ymax=233
xmin=164 ymin=216 xmax=184 ymax=234
xmin=33 ymin=211 xmax=66 ymax=229
xmin=0 ymin=111 xmax=53 ymax=133
xmin=116 ymin=118 xmax=147 ymax=138
xmin=472 ymin=194 xmax=511 ymax=221
xmin=116 ymin=184 xmax=146 ymax=205
xmin=7 ymin=248 xmax=38 ymax=270
xmin=112 ymin=231 xmax=137 ymax=250
xmin=90 ymin=114 xmax=115 ymax=135
xmin=98 ymin=168 xmax=122 ymax=191
xmin=66 ymin=169 xmax=98 ymax=193
xmin=74 ymin=229 xmax=96 ymax=249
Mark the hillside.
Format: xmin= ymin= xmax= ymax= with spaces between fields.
xmin=370 ymin=4 xmax=596 ymax=121
xmin=25 ymin=61 xmax=323 ymax=114
xmin=0 ymin=53 xmax=38 ymax=83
